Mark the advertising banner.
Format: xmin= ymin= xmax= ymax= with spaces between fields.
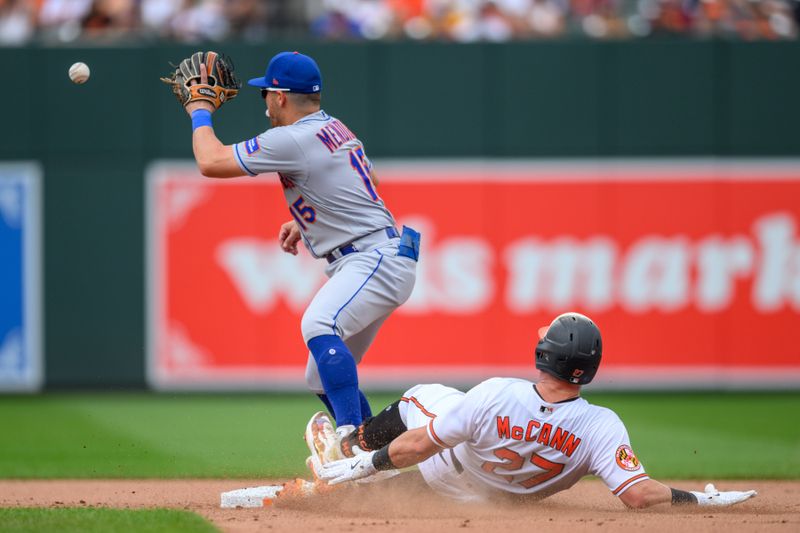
xmin=0 ymin=163 xmax=42 ymax=392
xmin=148 ymin=161 xmax=800 ymax=390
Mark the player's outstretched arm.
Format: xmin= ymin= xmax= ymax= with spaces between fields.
xmin=185 ymin=63 xmax=246 ymax=179
xmin=191 ymin=126 xmax=245 ymax=178
xmin=619 ymin=479 xmax=757 ymax=509
xmin=617 ymin=479 xmax=671 ymax=508
xmin=319 ymin=427 xmax=440 ymax=485
xmin=383 ymin=426 xmax=441 ymax=468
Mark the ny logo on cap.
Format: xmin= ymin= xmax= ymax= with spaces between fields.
xmin=272 ymin=78 xmax=279 ymax=85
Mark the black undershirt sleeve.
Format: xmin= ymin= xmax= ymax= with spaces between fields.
xmin=342 ymin=400 xmax=407 ymax=456
xmin=671 ymin=488 xmax=698 ymax=505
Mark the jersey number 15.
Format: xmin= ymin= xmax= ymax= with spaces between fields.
xmin=349 ymin=147 xmax=379 ymax=201
xmin=291 ymin=196 xmax=316 ymax=230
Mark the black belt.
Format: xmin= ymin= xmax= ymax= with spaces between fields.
xmin=326 ymin=227 xmax=399 ymax=264
xmin=449 ymin=449 xmax=464 ymax=474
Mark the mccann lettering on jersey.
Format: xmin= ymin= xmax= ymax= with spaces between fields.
xmin=615 ymin=445 xmax=641 ymax=471
xmin=495 ymin=416 xmax=582 ymax=457
xmin=245 ymin=137 xmax=260 ymax=155
xmin=407 ymin=381 xmax=649 ymax=498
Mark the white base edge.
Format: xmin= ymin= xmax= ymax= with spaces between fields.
xmin=220 ymin=485 xmax=284 ymax=508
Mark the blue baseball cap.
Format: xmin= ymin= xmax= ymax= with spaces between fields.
xmin=248 ymin=51 xmax=322 ymax=94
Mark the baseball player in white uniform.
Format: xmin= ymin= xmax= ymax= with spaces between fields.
xmin=305 ymin=313 xmax=757 ymax=508
xmin=181 ymin=51 xmax=419 ymax=428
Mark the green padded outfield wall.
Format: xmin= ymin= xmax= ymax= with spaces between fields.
xmin=0 ymin=41 xmax=798 ymax=387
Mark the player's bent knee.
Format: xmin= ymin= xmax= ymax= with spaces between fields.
xmin=402 ymin=383 xmax=456 ymax=401
xmin=300 ymin=312 xmax=335 ymax=344
xmin=308 ymin=335 xmax=358 ymax=391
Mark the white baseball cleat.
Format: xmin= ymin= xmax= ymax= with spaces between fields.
xmin=304 ymin=411 xmax=346 ymax=466
xmin=305 ymin=455 xmax=323 ymax=481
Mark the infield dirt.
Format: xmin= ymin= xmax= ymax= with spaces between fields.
xmin=0 ymin=479 xmax=797 ymax=532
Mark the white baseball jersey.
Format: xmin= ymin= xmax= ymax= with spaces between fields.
xmin=400 ymin=380 xmax=649 ymax=502
xmin=232 ymin=110 xmax=396 ymax=257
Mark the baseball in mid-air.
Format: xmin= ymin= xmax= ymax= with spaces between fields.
xmin=69 ymin=62 xmax=90 ymax=84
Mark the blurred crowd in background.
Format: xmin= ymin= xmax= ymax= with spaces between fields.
xmin=1 ymin=0 xmax=798 ymax=45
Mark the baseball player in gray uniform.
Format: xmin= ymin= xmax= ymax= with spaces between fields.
xmin=180 ymin=51 xmax=419 ymax=429
xmin=307 ymin=313 xmax=757 ymax=509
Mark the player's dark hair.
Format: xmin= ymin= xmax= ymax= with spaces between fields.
xmin=288 ymin=92 xmax=321 ymax=108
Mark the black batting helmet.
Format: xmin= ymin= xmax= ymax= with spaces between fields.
xmin=535 ymin=313 xmax=603 ymax=385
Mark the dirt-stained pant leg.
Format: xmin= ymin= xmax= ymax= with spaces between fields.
xmin=302 ymin=241 xmax=416 ymax=393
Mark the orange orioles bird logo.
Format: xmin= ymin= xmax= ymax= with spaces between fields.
xmin=615 ymin=445 xmax=641 ymax=471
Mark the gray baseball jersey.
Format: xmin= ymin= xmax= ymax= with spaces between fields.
xmin=231 ymin=109 xmax=418 ymax=397
xmin=232 ymin=110 xmax=396 ymax=257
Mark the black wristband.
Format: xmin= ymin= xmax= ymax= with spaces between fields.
xmin=371 ymin=445 xmax=397 ymax=471
xmin=671 ymin=488 xmax=698 ymax=505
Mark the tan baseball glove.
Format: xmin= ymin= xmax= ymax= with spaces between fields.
xmin=160 ymin=51 xmax=241 ymax=110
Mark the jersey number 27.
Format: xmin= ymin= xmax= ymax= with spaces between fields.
xmin=482 ymin=447 xmax=565 ymax=489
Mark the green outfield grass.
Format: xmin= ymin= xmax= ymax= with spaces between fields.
xmin=0 ymin=392 xmax=797 ymax=479
xmin=0 ymin=508 xmax=216 ymax=532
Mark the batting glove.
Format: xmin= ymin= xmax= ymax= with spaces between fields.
xmin=690 ymin=483 xmax=757 ymax=506
xmin=319 ymin=451 xmax=378 ymax=485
